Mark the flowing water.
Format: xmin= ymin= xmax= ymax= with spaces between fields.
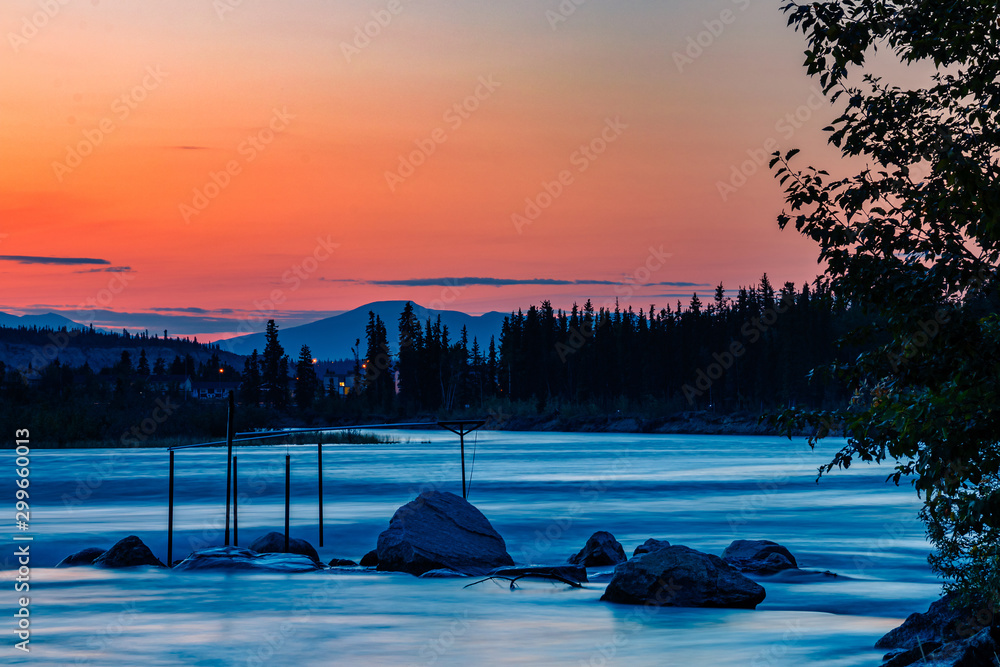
xmin=4 ymin=431 xmax=941 ymax=666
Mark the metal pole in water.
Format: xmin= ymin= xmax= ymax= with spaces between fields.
xmin=317 ymin=437 xmax=323 ymax=548
xmin=168 ymin=449 xmax=174 ymax=567
xmin=224 ymin=391 xmax=235 ymax=546
xmin=233 ymin=455 xmax=238 ymax=546
xmin=460 ymin=431 xmax=466 ymax=500
xmin=284 ymin=453 xmax=291 ymax=552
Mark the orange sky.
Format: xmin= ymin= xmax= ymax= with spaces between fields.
xmin=1 ymin=0 xmax=850 ymax=340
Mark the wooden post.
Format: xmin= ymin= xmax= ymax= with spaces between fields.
xmin=233 ymin=455 xmax=238 ymax=546
xmin=317 ymin=438 xmax=323 ymax=548
xmin=284 ymin=453 xmax=291 ymax=552
xmin=224 ymin=391 xmax=235 ymax=546
xmin=167 ymin=449 xmax=174 ymax=567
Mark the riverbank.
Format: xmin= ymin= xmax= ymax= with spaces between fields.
xmin=483 ymin=410 xmax=816 ymax=437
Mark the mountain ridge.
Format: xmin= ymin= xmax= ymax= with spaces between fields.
xmin=216 ymin=301 xmax=507 ymax=360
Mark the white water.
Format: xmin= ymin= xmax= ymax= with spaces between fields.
xmin=4 ymin=431 xmax=940 ymax=666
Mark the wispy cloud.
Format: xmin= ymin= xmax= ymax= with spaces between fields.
xmin=173 ymin=145 xmax=208 ymax=150
xmin=150 ymin=306 xmax=236 ymax=314
xmin=73 ymin=266 xmax=132 ymax=274
xmin=325 ymin=277 xmax=707 ymax=288
xmin=0 ymin=255 xmax=110 ymax=266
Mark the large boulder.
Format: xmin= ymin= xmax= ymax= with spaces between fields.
xmin=632 ymin=538 xmax=670 ymax=558
xmin=721 ymin=539 xmax=798 ymax=574
xmin=376 ymin=490 xmax=514 ymax=576
xmin=887 ymin=625 xmax=1000 ymax=667
xmin=601 ymin=545 xmax=766 ymax=609
xmin=172 ymin=546 xmax=322 ymax=572
xmin=568 ymin=531 xmax=627 ymax=567
xmin=92 ymin=536 xmax=164 ymax=568
xmin=875 ymin=593 xmax=968 ymax=650
xmin=360 ymin=550 xmax=379 ymax=567
xmin=248 ymin=532 xmax=320 ymax=563
xmin=881 ymin=642 xmax=944 ymax=667
xmin=56 ymin=547 xmax=106 ymax=568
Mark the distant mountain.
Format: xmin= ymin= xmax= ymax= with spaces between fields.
xmin=217 ymin=301 xmax=507 ymax=360
xmin=0 ymin=311 xmax=89 ymax=330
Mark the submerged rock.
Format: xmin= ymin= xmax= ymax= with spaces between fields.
xmin=93 ymin=536 xmax=164 ymax=568
xmin=632 ymin=538 xmax=670 ymax=558
xmin=360 ymin=550 xmax=379 ymax=567
xmin=56 ymin=547 xmax=106 ymax=568
xmin=419 ymin=569 xmax=468 ymax=578
xmin=721 ymin=539 xmax=798 ymax=574
xmin=248 ymin=532 xmax=320 ymax=563
xmin=568 ymin=531 xmax=627 ymax=567
xmin=172 ymin=546 xmax=323 ymax=572
xmin=601 ymin=545 xmax=766 ymax=609
xmin=376 ymin=490 xmax=514 ymax=576
xmin=875 ymin=593 xmax=969 ymax=650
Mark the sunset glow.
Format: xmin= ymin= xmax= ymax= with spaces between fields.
xmin=1 ymin=0 xmax=846 ymax=340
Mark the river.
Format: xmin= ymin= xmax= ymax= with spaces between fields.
xmin=4 ymin=431 xmax=939 ymax=666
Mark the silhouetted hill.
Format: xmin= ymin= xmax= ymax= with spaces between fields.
xmin=217 ymin=301 xmax=506 ymax=360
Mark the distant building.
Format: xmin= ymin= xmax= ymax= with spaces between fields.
xmin=144 ymin=374 xmax=193 ymax=395
xmin=324 ymin=371 xmax=356 ymax=396
xmin=17 ymin=366 xmax=43 ymax=387
xmin=190 ymin=380 xmax=241 ymax=400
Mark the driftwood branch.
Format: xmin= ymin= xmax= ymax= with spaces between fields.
xmin=463 ymin=573 xmax=584 ymax=590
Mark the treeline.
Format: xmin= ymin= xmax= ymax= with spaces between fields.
xmin=0 ymin=322 xmax=219 ymax=351
xmin=5 ymin=274 xmax=865 ymax=445
xmin=354 ymin=275 xmax=863 ymax=415
xmin=0 ymin=356 xmax=271 ymax=447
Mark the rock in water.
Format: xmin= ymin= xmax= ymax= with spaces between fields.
xmin=902 ymin=626 xmax=1000 ymax=667
xmin=56 ymin=547 xmax=106 ymax=568
xmin=721 ymin=539 xmax=798 ymax=574
xmin=875 ymin=593 xmax=968 ymax=650
xmin=360 ymin=550 xmax=379 ymax=567
xmin=248 ymin=532 xmax=320 ymax=563
xmin=419 ymin=569 xmax=468 ymax=578
xmin=376 ymin=490 xmax=514 ymax=576
xmin=632 ymin=538 xmax=670 ymax=558
xmin=172 ymin=546 xmax=322 ymax=572
xmin=92 ymin=536 xmax=165 ymax=568
xmin=568 ymin=531 xmax=627 ymax=567
xmin=328 ymin=558 xmax=357 ymax=567
xmin=601 ymin=545 xmax=766 ymax=609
